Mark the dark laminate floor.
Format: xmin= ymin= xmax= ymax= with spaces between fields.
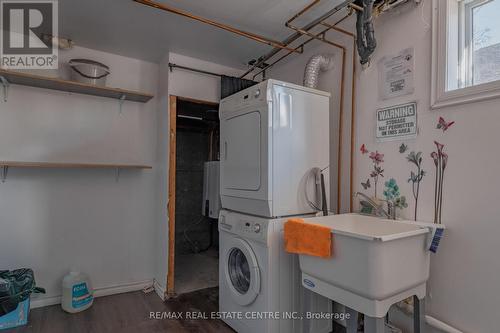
xmin=7 ymin=287 xmax=235 ymax=333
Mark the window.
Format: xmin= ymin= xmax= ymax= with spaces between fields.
xmin=432 ymin=0 xmax=500 ymax=108
xmin=461 ymin=0 xmax=500 ymax=87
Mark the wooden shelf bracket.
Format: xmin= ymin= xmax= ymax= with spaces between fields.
xmin=118 ymin=94 xmax=126 ymax=115
xmin=115 ymin=168 xmax=121 ymax=182
xmin=1 ymin=166 xmax=8 ymax=183
xmin=0 ymin=76 xmax=9 ymax=102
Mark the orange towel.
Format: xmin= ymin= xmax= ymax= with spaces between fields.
xmin=284 ymin=218 xmax=333 ymax=258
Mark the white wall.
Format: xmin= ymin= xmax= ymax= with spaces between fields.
xmin=355 ymin=3 xmax=499 ymax=332
xmin=153 ymin=54 xmax=170 ymax=298
xmin=0 ymin=46 xmax=160 ymax=305
xmin=272 ymin=2 xmax=499 ymax=332
xmin=0 ymin=47 xmax=248 ymax=303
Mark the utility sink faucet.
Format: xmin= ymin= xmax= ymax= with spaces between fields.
xmin=354 ymin=192 xmax=396 ymax=220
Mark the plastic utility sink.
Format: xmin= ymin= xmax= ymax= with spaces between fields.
xmin=299 ymin=214 xmax=431 ymax=318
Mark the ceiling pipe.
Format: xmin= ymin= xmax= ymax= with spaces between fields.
xmin=251 ymin=12 xmax=353 ymax=80
xmin=132 ymin=0 xmax=302 ymax=53
xmin=241 ymin=0 xmax=356 ymax=78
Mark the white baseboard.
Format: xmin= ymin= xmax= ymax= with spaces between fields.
xmin=30 ymin=279 xmax=154 ymax=309
xmin=31 ymin=295 xmax=61 ymax=309
xmin=153 ymin=279 xmax=166 ymax=301
xmin=93 ymin=280 xmax=153 ymax=298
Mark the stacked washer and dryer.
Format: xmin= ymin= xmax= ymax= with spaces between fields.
xmin=218 ymin=79 xmax=332 ymax=333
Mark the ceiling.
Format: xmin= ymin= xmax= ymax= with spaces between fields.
xmin=59 ymin=0 xmax=347 ymax=68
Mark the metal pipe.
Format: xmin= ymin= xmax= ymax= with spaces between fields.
xmin=241 ymin=0 xmax=355 ymax=78
xmin=270 ymin=2 xmax=357 ymax=213
xmin=349 ymin=2 xmax=365 ymax=11
xmin=397 ymin=302 xmax=464 ymax=333
xmin=284 ymin=7 xmax=358 ymax=215
xmin=244 ymin=0 xmax=359 ymax=214
xmin=286 ymin=0 xmax=322 ymax=25
xmin=286 ymin=21 xmax=345 ymax=49
xmin=377 ymin=0 xmax=412 ymax=14
xmin=285 ymin=20 xmax=349 ymax=215
xmin=251 ymin=13 xmax=352 ymax=80
xmin=319 ymin=18 xmax=357 ymax=213
xmin=168 ymin=63 xmax=223 ymax=78
xmin=349 ymin=35 xmax=357 ymax=213
xmin=319 ymin=17 xmax=357 ymax=214
xmin=132 ymin=0 xmax=301 ymax=53
xmin=426 ymin=316 xmax=464 ymax=333
xmin=320 ymin=22 xmax=355 ymax=37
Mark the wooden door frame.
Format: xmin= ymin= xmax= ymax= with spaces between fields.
xmin=166 ymin=95 xmax=219 ymax=298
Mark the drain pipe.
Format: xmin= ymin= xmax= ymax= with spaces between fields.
xmin=426 ymin=316 xmax=464 ymax=333
xmin=397 ymin=302 xmax=464 ymax=333
xmin=303 ymin=54 xmax=335 ymax=89
xmin=356 ymin=0 xmax=377 ymax=65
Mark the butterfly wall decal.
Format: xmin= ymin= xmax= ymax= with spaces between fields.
xmin=361 ymin=179 xmax=371 ymax=190
xmin=360 ymin=144 xmax=369 ymax=154
xmin=437 ymin=117 xmax=455 ymax=132
xmin=399 ymin=143 xmax=408 ymax=154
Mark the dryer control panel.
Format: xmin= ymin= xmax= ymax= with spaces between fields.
xmin=219 ymin=81 xmax=270 ymax=122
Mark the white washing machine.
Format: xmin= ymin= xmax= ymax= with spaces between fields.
xmin=219 ymin=210 xmax=331 ymax=333
xmin=219 ymin=79 xmax=330 ymax=218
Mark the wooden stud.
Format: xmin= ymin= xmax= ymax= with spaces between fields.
xmin=165 ymin=95 xmax=220 ymax=298
xmin=167 ymin=95 xmax=177 ymax=298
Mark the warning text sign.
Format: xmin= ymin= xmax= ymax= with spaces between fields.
xmin=376 ymin=102 xmax=417 ymax=142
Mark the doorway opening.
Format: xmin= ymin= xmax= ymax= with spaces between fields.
xmin=167 ymin=96 xmax=220 ymax=297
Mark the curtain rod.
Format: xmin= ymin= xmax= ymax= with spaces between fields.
xmin=168 ymin=63 xmax=224 ymax=78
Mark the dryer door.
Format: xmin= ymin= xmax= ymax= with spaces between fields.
xmin=223 ymin=237 xmax=261 ymax=306
xmin=220 ymin=102 xmax=271 ymax=216
xmin=221 ymin=109 xmax=262 ymax=191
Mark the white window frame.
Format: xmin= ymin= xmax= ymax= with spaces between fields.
xmin=431 ymin=0 xmax=500 ymax=109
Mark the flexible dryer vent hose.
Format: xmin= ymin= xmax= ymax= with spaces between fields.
xmin=303 ymin=54 xmax=335 ymax=89
xmin=356 ymin=0 xmax=377 ymax=65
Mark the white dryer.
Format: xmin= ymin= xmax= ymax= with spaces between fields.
xmin=218 ymin=209 xmax=331 ymax=333
xmin=219 ymin=80 xmax=330 ymax=218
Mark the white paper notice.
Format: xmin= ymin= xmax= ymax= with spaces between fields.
xmin=378 ymin=48 xmax=415 ymax=100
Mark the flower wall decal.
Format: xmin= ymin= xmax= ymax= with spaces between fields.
xmin=369 ymin=151 xmax=384 ymax=165
xmin=383 ymin=178 xmax=408 ymax=214
xmin=407 ymin=151 xmax=426 ymax=221
xmin=359 ymin=145 xmax=386 ymax=198
xmin=431 ymin=141 xmax=448 ymax=224
xmin=359 ymin=116 xmax=454 ymax=223
xmin=368 ymin=151 xmax=385 ymax=197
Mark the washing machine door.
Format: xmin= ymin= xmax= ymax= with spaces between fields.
xmin=223 ymin=237 xmax=261 ymax=306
